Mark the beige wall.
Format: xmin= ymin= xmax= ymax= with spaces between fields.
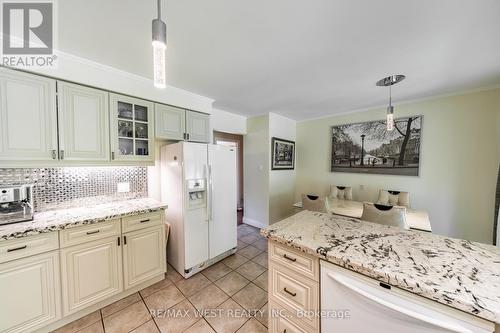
xmin=269 ymin=113 xmax=297 ymax=223
xmin=243 ymin=115 xmax=270 ymax=227
xmin=296 ymin=88 xmax=500 ymax=243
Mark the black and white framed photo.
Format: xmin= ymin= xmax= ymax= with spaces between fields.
xmin=271 ymin=137 xmax=295 ymax=170
xmin=331 ymin=116 xmax=422 ymax=176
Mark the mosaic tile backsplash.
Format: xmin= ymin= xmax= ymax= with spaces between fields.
xmin=0 ymin=167 xmax=148 ymax=211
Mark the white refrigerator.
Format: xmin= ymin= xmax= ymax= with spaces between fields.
xmin=161 ymin=142 xmax=237 ymax=278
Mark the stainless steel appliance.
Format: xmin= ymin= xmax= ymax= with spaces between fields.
xmin=0 ymin=185 xmax=34 ymax=225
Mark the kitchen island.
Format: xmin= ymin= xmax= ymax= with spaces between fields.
xmin=261 ymin=210 xmax=500 ymax=332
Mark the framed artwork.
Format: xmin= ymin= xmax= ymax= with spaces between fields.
xmin=271 ymin=137 xmax=295 ymax=170
xmin=331 ymin=116 xmax=422 ymax=176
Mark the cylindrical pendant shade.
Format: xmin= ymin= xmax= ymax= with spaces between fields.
xmin=152 ymin=18 xmax=167 ymax=88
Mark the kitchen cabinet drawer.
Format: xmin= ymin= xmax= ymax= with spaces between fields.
xmin=59 ymin=219 xmax=120 ymax=248
xmin=269 ymin=301 xmax=315 ymax=333
xmin=269 ymin=241 xmax=319 ymax=281
xmin=269 ymin=262 xmax=319 ymax=331
xmin=122 ymin=212 xmax=162 ymax=233
xmin=0 ymin=232 xmax=59 ymax=264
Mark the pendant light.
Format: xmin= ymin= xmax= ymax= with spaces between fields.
xmin=376 ymin=75 xmax=405 ymax=131
xmin=152 ymin=0 xmax=167 ymax=88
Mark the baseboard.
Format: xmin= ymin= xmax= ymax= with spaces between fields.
xmin=242 ymin=216 xmax=267 ymax=229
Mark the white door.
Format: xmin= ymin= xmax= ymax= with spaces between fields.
xmin=186 ymin=111 xmax=210 ymax=143
xmin=0 ymin=251 xmax=61 ymax=333
xmin=57 ymin=82 xmax=110 ymax=161
xmin=123 ymin=226 xmax=166 ymax=289
xmin=320 ymin=261 xmax=494 ymax=333
xmin=208 ymin=144 xmax=237 ymax=259
xmin=183 ymin=142 xmax=209 ymax=269
xmin=0 ymin=68 xmax=58 ymax=162
xmin=155 ymin=103 xmax=185 ymax=140
xmin=60 ymin=236 xmax=123 ymax=315
xmin=109 ymin=93 xmax=154 ymax=162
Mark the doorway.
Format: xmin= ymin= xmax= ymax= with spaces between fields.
xmin=213 ymin=131 xmax=244 ymax=225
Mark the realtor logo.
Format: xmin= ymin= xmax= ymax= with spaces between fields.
xmin=1 ymin=0 xmax=57 ymax=67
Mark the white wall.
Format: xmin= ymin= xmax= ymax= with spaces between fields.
xmin=269 ymin=113 xmax=297 ymax=223
xmin=30 ymin=51 xmax=214 ymax=113
xmin=296 ymin=88 xmax=500 ymax=244
xmin=243 ymin=115 xmax=269 ymax=227
xmin=211 ymin=108 xmax=247 ymax=135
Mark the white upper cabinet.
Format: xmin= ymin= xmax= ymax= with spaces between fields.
xmin=0 ymin=68 xmax=58 ymax=163
xmin=109 ymin=93 xmax=154 ymax=163
xmin=155 ymin=105 xmax=210 ymax=143
xmin=57 ymin=82 xmax=110 ymax=161
xmin=186 ymin=111 xmax=210 ymax=143
xmin=155 ymin=103 xmax=185 ymax=140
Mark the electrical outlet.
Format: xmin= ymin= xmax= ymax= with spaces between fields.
xmin=117 ymin=182 xmax=130 ymax=193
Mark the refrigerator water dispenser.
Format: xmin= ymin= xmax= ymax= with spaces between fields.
xmin=186 ymin=178 xmax=206 ymax=209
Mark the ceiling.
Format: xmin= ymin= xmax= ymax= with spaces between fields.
xmin=59 ymin=0 xmax=500 ymax=120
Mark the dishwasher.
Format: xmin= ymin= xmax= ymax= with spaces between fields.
xmin=320 ymin=261 xmax=494 ymax=333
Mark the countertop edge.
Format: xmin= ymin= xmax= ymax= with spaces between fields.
xmin=0 ymin=202 xmax=167 ymax=241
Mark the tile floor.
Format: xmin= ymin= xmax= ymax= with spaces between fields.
xmin=53 ymin=224 xmax=268 ymax=333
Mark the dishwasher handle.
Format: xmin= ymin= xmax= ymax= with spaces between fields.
xmin=327 ymin=273 xmax=473 ymax=333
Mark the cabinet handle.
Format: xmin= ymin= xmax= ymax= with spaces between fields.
xmin=51 ymin=150 xmax=57 ymax=159
xmin=283 ymin=254 xmax=297 ymax=262
xmin=7 ymin=245 xmax=27 ymax=252
xmin=124 ymin=236 xmax=127 ymax=245
xmin=283 ymin=330 xmax=287 ymax=333
xmin=117 ymin=237 xmax=121 ymax=246
xmin=60 ymin=150 xmax=65 ymax=160
xmin=111 ymin=151 xmax=115 ymax=160
xmin=140 ymin=219 xmax=150 ymax=223
xmin=283 ymin=287 xmax=296 ymax=297
xmin=187 ymin=133 xmax=190 ymax=140
xmin=86 ymin=230 xmax=100 ymax=235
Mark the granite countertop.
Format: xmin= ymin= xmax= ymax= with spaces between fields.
xmin=0 ymin=198 xmax=167 ymax=241
xmin=261 ymin=210 xmax=500 ymax=324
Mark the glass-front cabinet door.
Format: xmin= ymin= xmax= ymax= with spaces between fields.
xmin=110 ymin=93 xmax=154 ymax=162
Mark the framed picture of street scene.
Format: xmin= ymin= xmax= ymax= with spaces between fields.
xmin=272 ymin=137 xmax=295 ymax=170
xmin=330 ymin=116 xmax=422 ymax=176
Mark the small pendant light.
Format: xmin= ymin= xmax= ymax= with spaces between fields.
xmin=152 ymin=0 xmax=167 ymax=88
xmin=376 ymin=75 xmax=406 ymax=131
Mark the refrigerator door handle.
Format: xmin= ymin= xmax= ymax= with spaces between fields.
xmin=327 ymin=273 xmax=473 ymax=333
xmin=208 ymin=164 xmax=213 ymax=221
xmin=208 ymin=165 xmax=214 ymax=221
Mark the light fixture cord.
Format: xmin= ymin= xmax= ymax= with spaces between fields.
xmin=157 ymin=0 xmax=161 ymax=20
xmin=389 ymin=83 xmax=392 ymax=108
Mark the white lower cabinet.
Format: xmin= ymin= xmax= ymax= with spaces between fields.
xmin=0 ymin=251 xmax=61 ymax=333
xmin=60 ymin=236 xmax=123 ymax=315
xmin=0 ymin=212 xmax=166 ymax=332
xmin=123 ymin=225 xmax=166 ymax=289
